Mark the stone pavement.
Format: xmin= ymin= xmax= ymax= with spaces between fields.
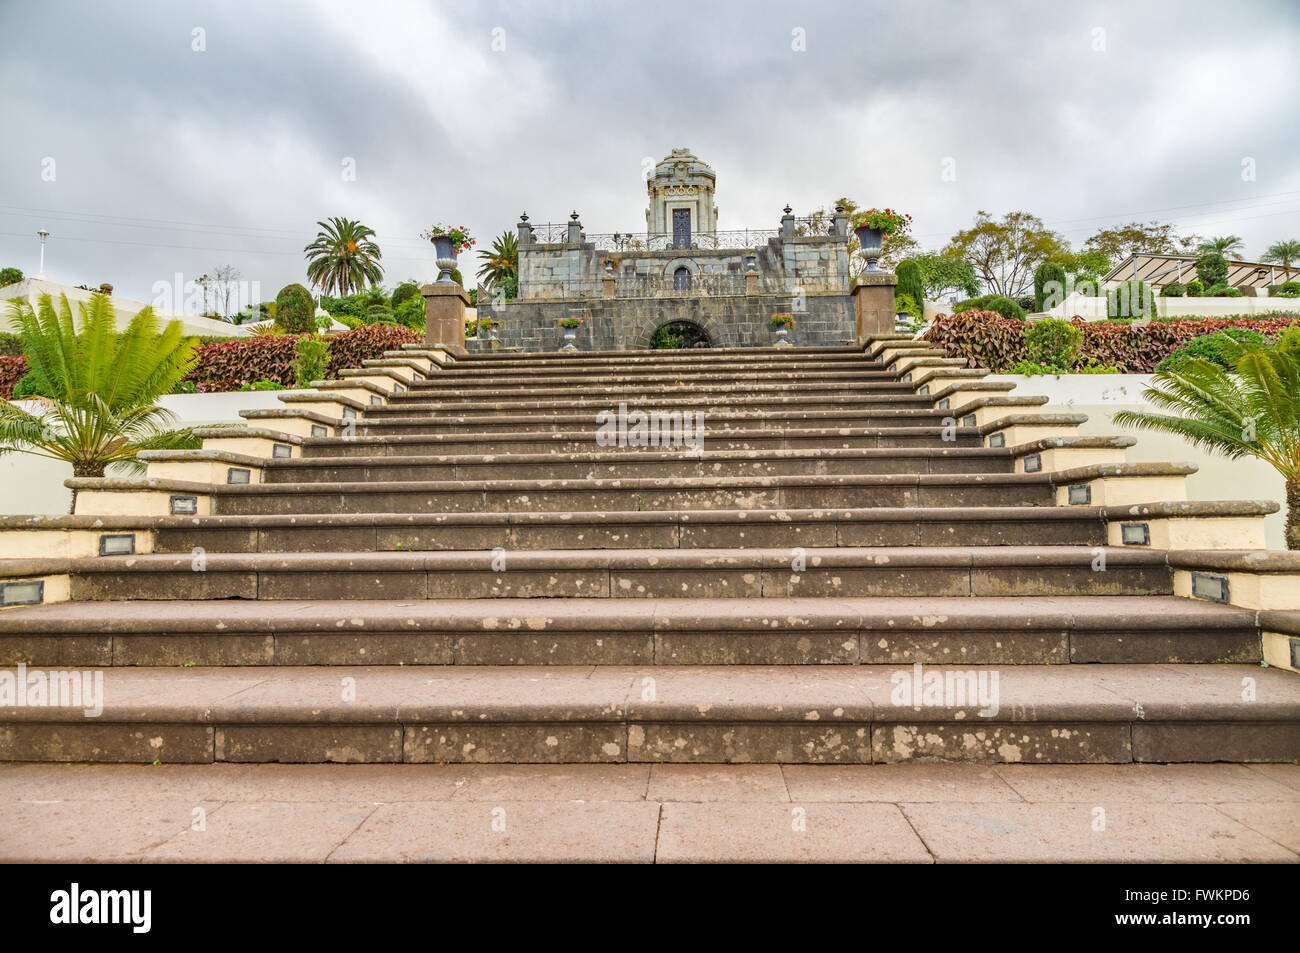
xmin=1 ymin=761 xmax=1295 ymax=863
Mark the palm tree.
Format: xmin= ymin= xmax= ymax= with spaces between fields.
xmin=477 ymin=230 xmax=518 ymax=287
xmin=1198 ymin=235 xmax=1245 ymax=259
xmin=303 ymin=217 xmax=384 ymax=296
xmin=1262 ymin=239 xmax=1300 ymax=280
xmin=1114 ymin=327 xmax=1300 ymax=549
xmin=0 ymin=293 xmax=198 ymax=510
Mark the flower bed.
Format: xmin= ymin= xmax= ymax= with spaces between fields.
xmin=923 ymin=311 xmax=1300 ymax=373
xmin=0 ymin=355 xmax=27 ymax=399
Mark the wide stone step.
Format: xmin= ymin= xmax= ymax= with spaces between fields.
xmin=0 ymin=596 xmax=1260 ymax=667
xmin=364 ymin=392 xmax=941 ymax=417
xmin=262 ymin=447 xmax=1014 ymax=483
xmin=2 ymin=662 xmax=1295 ymax=764
xmin=442 ymin=346 xmax=873 ymax=371
xmin=412 ymin=367 xmax=905 ymax=389
xmin=303 ymin=426 xmax=985 ymax=457
xmin=146 ymin=505 xmax=1103 ymax=553
xmin=60 ymin=546 xmax=1172 ymax=600
xmin=208 ymin=472 xmax=1058 ymax=514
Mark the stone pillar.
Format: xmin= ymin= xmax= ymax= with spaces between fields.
xmin=832 ymin=210 xmax=848 ymax=238
xmin=517 ymin=216 xmax=534 ymax=245
xmin=851 ymin=274 xmax=898 ymax=343
xmin=422 ymin=283 xmax=470 ymax=353
xmin=602 ymin=276 xmax=615 ymax=297
xmin=745 ymin=272 xmax=758 ymax=294
xmin=780 ymin=207 xmax=796 ymax=239
xmin=567 ymin=215 xmax=582 ymax=244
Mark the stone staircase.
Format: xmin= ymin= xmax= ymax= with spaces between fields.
xmin=1 ymin=337 xmax=1298 ymax=766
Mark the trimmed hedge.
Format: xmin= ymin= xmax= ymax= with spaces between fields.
xmin=923 ymin=312 xmax=1300 ymax=373
xmin=275 ymin=283 xmax=316 ymax=334
xmin=0 ymin=355 xmax=27 ymax=398
xmin=183 ymin=324 xmax=419 ymax=393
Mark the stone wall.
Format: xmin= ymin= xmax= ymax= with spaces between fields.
xmin=471 ymin=292 xmax=855 ymax=352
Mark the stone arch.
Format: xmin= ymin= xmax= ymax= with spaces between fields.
xmin=630 ymin=312 xmax=726 ymax=349
xmin=661 ymin=257 xmax=699 ymax=278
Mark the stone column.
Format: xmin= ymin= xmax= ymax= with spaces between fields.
xmin=780 ymin=207 xmax=796 ymax=239
xmin=745 ymin=272 xmax=758 ymax=294
xmin=422 ymin=283 xmax=470 ymax=353
xmin=567 ymin=215 xmax=582 ymax=244
xmin=602 ymin=276 xmax=615 ymax=297
xmin=851 ymin=274 xmax=898 ymax=343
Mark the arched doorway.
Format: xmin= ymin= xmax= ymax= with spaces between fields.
xmin=672 ymin=266 xmax=692 ymax=291
xmin=650 ymin=320 xmax=711 ymax=349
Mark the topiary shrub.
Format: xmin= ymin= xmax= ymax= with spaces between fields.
xmin=275 ymin=283 xmax=316 ymax=334
xmin=895 ymin=260 xmax=926 ymax=318
xmin=986 ymin=295 xmax=1025 ymax=321
xmin=1161 ymin=282 xmax=1184 ymax=297
xmin=1195 ymin=252 xmax=1228 ymax=289
xmin=1025 ymin=317 xmax=1083 ymax=368
xmin=1185 ymin=279 xmax=1204 ymax=297
xmin=1107 ymin=279 xmax=1159 ymax=320
xmin=1034 ymin=261 xmax=1067 ymax=311
xmin=1204 ymin=284 xmax=1243 ymax=297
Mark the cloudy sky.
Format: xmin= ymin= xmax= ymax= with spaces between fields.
xmin=2 ymin=0 xmax=1297 ymax=307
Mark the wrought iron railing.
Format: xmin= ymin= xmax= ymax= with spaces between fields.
xmin=521 ymin=218 xmax=837 ymax=250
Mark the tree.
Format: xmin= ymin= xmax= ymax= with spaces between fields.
xmin=1262 ymin=239 xmax=1300 ymax=280
xmin=1195 ymin=251 xmax=1229 ymax=289
xmin=303 ymin=217 xmax=384 ymax=296
xmin=944 ymin=210 xmax=1066 ymax=298
xmin=0 ymin=293 xmax=198 ymax=510
xmin=895 ymin=260 xmax=926 ymax=315
xmin=477 ymin=231 xmax=519 ymax=289
xmin=905 ymin=253 xmax=980 ymax=300
xmin=1033 ymin=261 xmax=1067 ymax=311
xmin=1114 ymin=327 xmax=1300 ymax=549
xmin=0 ymin=267 xmax=23 ymax=287
xmin=208 ymin=264 xmax=242 ymax=318
xmin=1083 ymin=221 xmax=1188 ymax=265
xmin=1199 ymin=235 xmax=1245 ymax=259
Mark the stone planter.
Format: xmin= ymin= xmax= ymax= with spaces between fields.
xmin=561 ymin=328 xmax=578 ymax=350
xmin=854 ymin=225 xmax=885 ymax=273
xmin=773 ymin=326 xmax=793 ymax=347
xmin=431 ymin=235 xmax=458 ymax=283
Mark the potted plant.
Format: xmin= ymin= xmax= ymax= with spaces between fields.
xmin=769 ymin=312 xmax=795 ymax=347
xmin=850 ymin=208 xmax=912 ymax=273
xmin=421 ymin=224 xmax=475 ymax=283
xmin=559 ymin=315 xmax=584 ymax=350
xmin=599 ymin=256 xmax=620 ymax=275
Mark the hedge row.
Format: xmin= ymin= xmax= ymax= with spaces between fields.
xmin=0 ymin=356 xmax=26 ymax=399
xmin=922 ymin=312 xmax=1300 ymax=373
xmin=184 ymin=324 xmax=420 ymax=392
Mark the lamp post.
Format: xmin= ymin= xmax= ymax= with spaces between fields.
xmin=36 ymin=230 xmax=49 ymax=279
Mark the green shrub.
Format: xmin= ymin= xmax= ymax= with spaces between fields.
xmin=1195 ymin=252 xmax=1228 ymax=289
xmin=1204 ymin=284 xmax=1243 ymax=297
xmin=291 ymin=336 xmax=331 ymax=388
xmin=1273 ymin=281 xmax=1300 ymax=298
xmin=1107 ymin=279 xmax=1158 ymax=320
xmin=895 ymin=260 xmax=925 ymax=319
xmin=1158 ymin=327 xmax=1270 ymax=372
xmin=987 ymin=296 xmax=1025 ymax=321
xmin=275 ymin=283 xmax=316 ymax=334
xmin=1034 ymin=261 xmax=1067 ymax=312
xmin=1008 ymin=359 xmax=1120 ymax=376
xmin=391 ymin=282 xmax=422 ymax=308
xmin=239 ymin=378 xmax=287 ymax=391
xmin=0 ymin=267 xmax=22 ymax=287
xmin=1024 ymin=317 xmax=1083 ymax=368
xmin=10 ymin=370 xmax=52 ymax=399
xmin=1161 ymin=282 xmax=1184 ymax=297
xmin=894 ymin=292 xmax=922 ymax=320
xmin=393 ymin=296 xmax=425 ymax=329
xmin=1185 ymin=280 xmax=1204 ymax=297
xmin=363 ymin=303 xmax=397 ymax=326
xmin=0 ymin=332 xmax=24 ymax=357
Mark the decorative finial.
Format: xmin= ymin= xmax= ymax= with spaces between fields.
xmin=783 ymin=205 xmax=792 ymax=215
xmin=520 ymin=212 xmax=529 ymax=222
xmin=570 ymin=210 xmax=580 ymax=221
xmin=835 ymin=204 xmax=845 ymax=213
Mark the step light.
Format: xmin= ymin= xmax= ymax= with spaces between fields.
xmin=369 ymin=396 xmax=383 ymax=406
xmin=1067 ymin=484 xmax=1091 ymax=504
xmin=937 ymin=398 xmax=949 ymax=410
xmin=918 ymin=385 xmax=929 ymax=395
xmin=394 ymin=383 xmax=405 ymax=392
xmin=342 ymin=407 xmax=357 ymax=420
xmin=1120 ymin=522 xmax=1150 ymax=545
xmin=960 ymin=414 xmax=977 ymax=428
xmin=1022 ymin=453 xmax=1042 ymax=473
xmin=98 ymin=533 xmax=135 ymax=556
xmin=987 ymin=433 xmax=1005 ymax=448
xmin=272 ymin=443 xmax=292 ymax=458
xmin=0 ymin=580 xmax=43 ymax=606
xmin=1290 ymin=637 xmax=1299 ymax=670
xmin=169 ymin=495 xmax=198 ymax=515
xmin=901 ymin=372 xmax=911 ymax=382
xmin=227 ymin=467 xmax=251 ymax=484
xmin=1190 ymin=572 xmax=1229 ymax=603
xmin=311 ymin=425 xmax=329 ymax=437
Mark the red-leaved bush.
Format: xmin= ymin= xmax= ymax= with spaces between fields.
xmin=923 ymin=312 xmax=1300 ymax=373
xmin=183 ymin=324 xmax=420 ymax=392
xmin=0 ymin=355 xmax=28 ymax=399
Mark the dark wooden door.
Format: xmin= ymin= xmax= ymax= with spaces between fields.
xmin=672 ymin=209 xmax=691 ymax=248
xmin=673 ymin=267 xmax=692 ymax=291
